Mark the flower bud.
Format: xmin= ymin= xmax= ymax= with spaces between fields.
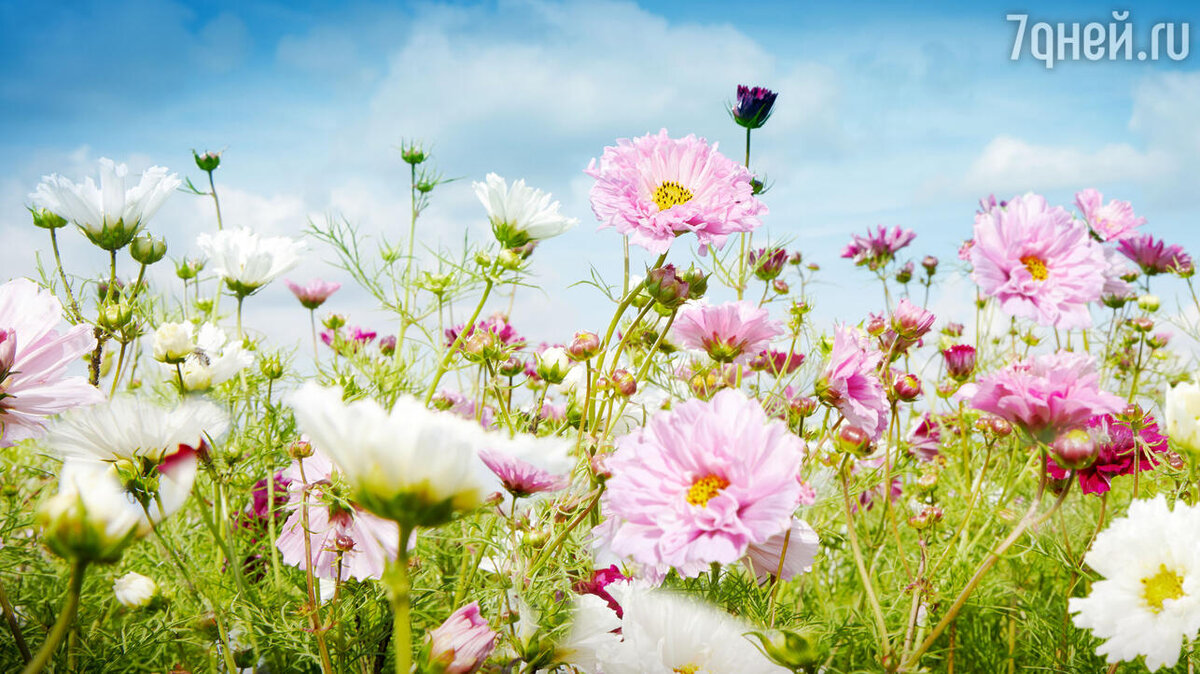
xmin=895 ymin=261 xmax=914 ymax=284
xmin=113 ymin=572 xmax=158 ymax=609
xmin=908 ymin=505 xmax=944 ymax=530
xmin=378 ymin=335 xmax=397 ymax=356
xmin=1102 ymin=293 xmax=1131 ymax=309
xmin=1051 ymin=428 xmax=1097 ymax=470
xmin=644 ymin=265 xmax=690 ymax=309
xmin=322 ymin=313 xmax=346 ymax=331
xmin=259 ymin=354 xmax=284 ymax=380
xmin=835 ymin=425 xmax=871 ymax=457
xmin=921 ymin=255 xmax=939 ymax=275
xmin=679 ymin=266 xmax=708 ymax=300
xmin=193 ymin=150 xmax=221 ymax=172
xmin=610 ymin=369 xmax=636 ymax=397
xmin=428 ymin=603 xmax=498 ymax=674
xmin=497 ymin=355 xmax=524 ymax=377
xmin=99 ymin=303 xmax=133 ymax=332
xmin=789 ymin=396 xmax=818 ymax=419
xmin=942 ymin=345 xmax=976 ymax=382
xmin=289 ymin=439 xmax=314 ymax=460
xmin=1137 ymin=294 xmax=1160 ymax=312
xmin=566 ymin=331 xmax=600 ymax=361
xmin=749 ymin=247 xmax=788 ymax=281
xmin=400 ymin=140 xmax=429 ymax=166
xmin=1130 ymin=317 xmax=1154 ymax=333
xmin=893 ymin=373 xmax=922 ymax=402
xmin=745 ymin=628 xmax=823 ymax=672
xmin=175 ymin=257 xmax=203 ymax=280
xmin=731 ymin=85 xmax=778 ymax=130
xmin=39 ymin=465 xmax=141 ymax=564
xmin=535 ymin=347 xmax=571 ymax=385
xmin=31 ymin=207 xmax=67 ymax=230
xmin=772 ymin=279 xmax=789 ymax=295
xmin=130 ymin=235 xmax=167 ymax=266
xmin=941 ymin=322 xmax=964 ymax=337
xmin=865 ymin=315 xmax=886 ymax=337
xmin=987 ymin=417 xmax=1013 ymax=438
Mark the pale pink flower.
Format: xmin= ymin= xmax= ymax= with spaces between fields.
xmin=1075 ymin=188 xmax=1145 ymax=242
xmin=595 ymin=389 xmax=804 ymax=579
xmin=672 ymin=300 xmax=782 ymax=364
xmin=907 ymin=413 xmax=942 ymax=461
xmin=428 ymin=602 xmax=498 ymax=674
xmin=971 ymin=352 xmax=1124 ymax=442
xmin=0 ymin=279 xmax=102 ymax=446
xmin=275 ymin=450 xmax=400 ymax=582
xmin=817 ymin=326 xmax=889 ymax=441
xmin=286 ymin=279 xmax=341 ymax=310
xmin=477 ymin=433 xmax=572 ymax=499
xmin=970 ymin=193 xmax=1107 ymax=329
xmin=586 ymin=129 xmax=766 ymax=255
xmin=744 ymin=518 xmax=820 ymax=583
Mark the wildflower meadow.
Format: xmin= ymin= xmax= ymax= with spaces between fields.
xmin=3 ymin=78 xmax=1200 ymax=674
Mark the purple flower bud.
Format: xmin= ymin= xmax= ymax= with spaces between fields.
xmin=732 ymin=85 xmax=778 ymax=130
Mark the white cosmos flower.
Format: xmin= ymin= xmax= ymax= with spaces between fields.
xmin=39 ymin=460 xmax=143 ymax=563
xmin=113 ymin=571 xmax=157 ymax=608
xmin=180 ymin=324 xmax=252 ymax=392
xmin=562 ymin=582 xmax=788 ymax=674
xmin=557 ymin=593 xmax=623 ymax=672
xmin=288 ymin=383 xmax=494 ymax=527
xmin=1069 ymin=496 xmax=1200 ymax=671
xmin=30 ymin=158 xmax=180 ymax=251
xmin=474 ymin=173 xmax=577 ymax=247
xmin=153 ymin=322 xmax=195 ymax=364
xmin=48 ymin=396 xmax=229 ymax=464
xmin=196 ymin=228 xmax=305 ymax=297
xmin=1165 ymin=381 xmax=1200 ymax=453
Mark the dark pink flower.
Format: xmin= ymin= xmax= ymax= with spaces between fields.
xmin=574 ymin=565 xmax=630 ymax=617
xmin=942 ymin=345 xmax=977 ymax=382
xmin=445 ymin=313 xmax=525 ymax=349
xmin=749 ymin=349 xmax=805 ymax=376
xmin=1046 ymin=413 xmax=1169 ymax=495
xmin=1118 ymin=234 xmax=1192 ymax=276
xmin=841 ymin=225 xmax=916 ymax=270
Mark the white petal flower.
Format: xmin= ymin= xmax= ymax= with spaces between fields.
xmin=153 ymin=322 xmax=195 ymax=364
xmin=568 ymin=582 xmax=788 ymax=673
xmin=39 ymin=461 xmax=144 ymax=562
xmin=48 ymin=396 xmax=229 ymax=464
xmin=180 ymin=324 xmax=252 ymax=391
xmin=196 ymin=228 xmax=305 ymax=297
xmin=30 ymin=158 xmax=180 ymax=251
xmin=474 ymin=173 xmax=577 ymax=247
xmin=1165 ymin=382 xmax=1200 ymax=453
xmin=113 ymin=572 xmax=157 ymax=608
xmin=288 ymin=383 xmax=494 ymax=527
xmin=557 ymin=594 xmax=623 ymax=672
xmin=1069 ymin=496 xmax=1200 ymax=671
xmin=744 ymin=518 xmax=821 ymax=583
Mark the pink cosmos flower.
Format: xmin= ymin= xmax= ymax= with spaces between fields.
xmin=1118 ymin=234 xmax=1193 ymax=276
xmin=817 ymin=326 xmax=889 ymax=441
xmin=478 ymin=445 xmax=570 ymax=498
xmin=286 ymin=279 xmax=341 ymax=310
xmin=1047 ymin=413 xmax=1169 ymax=495
xmin=1075 ymin=188 xmax=1145 ymax=242
xmin=749 ymin=349 xmax=805 ymax=376
xmin=841 ymin=225 xmax=916 ymax=270
xmin=942 ymin=344 xmax=977 ymax=382
xmin=0 ymin=278 xmax=102 ymax=446
xmin=970 ymin=352 xmax=1124 ymax=442
xmin=574 ymin=565 xmax=630 ymax=617
xmin=970 ymin=193 xmax=1107 ymax=329
xmin=672 ymin=300 xmax=783 ymax=364
xmin=275 ymin=450 xmax=400 ymax=582
xmin=890 ymin=298 xmax=935 ymax=342
xmin=428 ymin=602 xmax=498 ymax=674
xmin=907 ymin=413 xmax=942 ymax=461
xmin=586 ymin=129 xmax=767 ymax=255
xmin=743 ymin=518 xmax=820 ymax=583
xmin=432 ymin=390 xmax=496 ymax=429
xmin=445 ymin=313 xmax=525 ymax=349
xmin=595 ymin=389 xmax=804 ymax=579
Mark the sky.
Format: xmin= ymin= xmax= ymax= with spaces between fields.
xmin=2 ymin=0 xmax=1199 ymax=353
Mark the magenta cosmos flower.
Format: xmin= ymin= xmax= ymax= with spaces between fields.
xmin=672 ymin=300 xmax=782 ymax=364
xmin=971 ymin=352 xmax=1124 ymax=442
xmin=1047 ymin=412 xmax=1169 ymax=495
xmin=841 ymin=225 xmax=916 ymax=270
xmin=586 ymin=129 xmax=766 ymax=255
xmin=816 ymin=326 xmax=889 ymax=441
xmin=1118 ymin=234 xmax=1193 ymax=276
xmin=970 ymin=193 xmax=1107 ymax=329
xmin=1074 ymin=188 xmax=1145 ymax=242
xmin=428 ymin=602 xmax=498 ymax=674
xmin=0 ymin=278 xmax=102 ymax=446
xmin=596 ymin=389 xmax=804 ymax=579
xmin=275 ymin=450 xmax=400 ymax=582
xmin=286 ymin=279 xmax=341 ymax=310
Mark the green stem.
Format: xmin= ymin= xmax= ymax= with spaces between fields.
xmin=424 ymin=278 xmax=494 ymax=405
xmin=840 ymin=459 xmax=892 ymax=664
xmin=236 ymin=294 xmax=245 ymax=341
xmin=207 ymin=170 xmax=224 ymax=231
xmin=389 ymin=524 xmax=415 ymax=674
xmin=21 ymin=561 xmax=87 ymax=674
xmin=48 ymin=228 xmax=82 ymax=322
xmin=0 ymin=575 xmax=31 ymax=663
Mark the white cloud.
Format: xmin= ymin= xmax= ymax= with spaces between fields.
xmin=957 ymin=135 xmax=1169 ymax=196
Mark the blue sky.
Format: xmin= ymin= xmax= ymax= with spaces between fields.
xmin=3 ymin=0 xmax=1198 ymax=347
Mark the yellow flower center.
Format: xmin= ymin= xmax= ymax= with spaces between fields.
xmin=653 ymin=181 xmax=694 ymax=211
xmin=673 ymin=666 xmax=700 ymax=674
xmin=1142 ymin=565 xmax=1185 ymax=613
xmin=686 ymin=474 xmax=729 ymax=507
xmin=1020 ymin=255 xmax=1049 ymax=281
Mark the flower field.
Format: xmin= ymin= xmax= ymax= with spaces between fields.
xmin=3 ymin=83 xmax=1200 ymax=674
